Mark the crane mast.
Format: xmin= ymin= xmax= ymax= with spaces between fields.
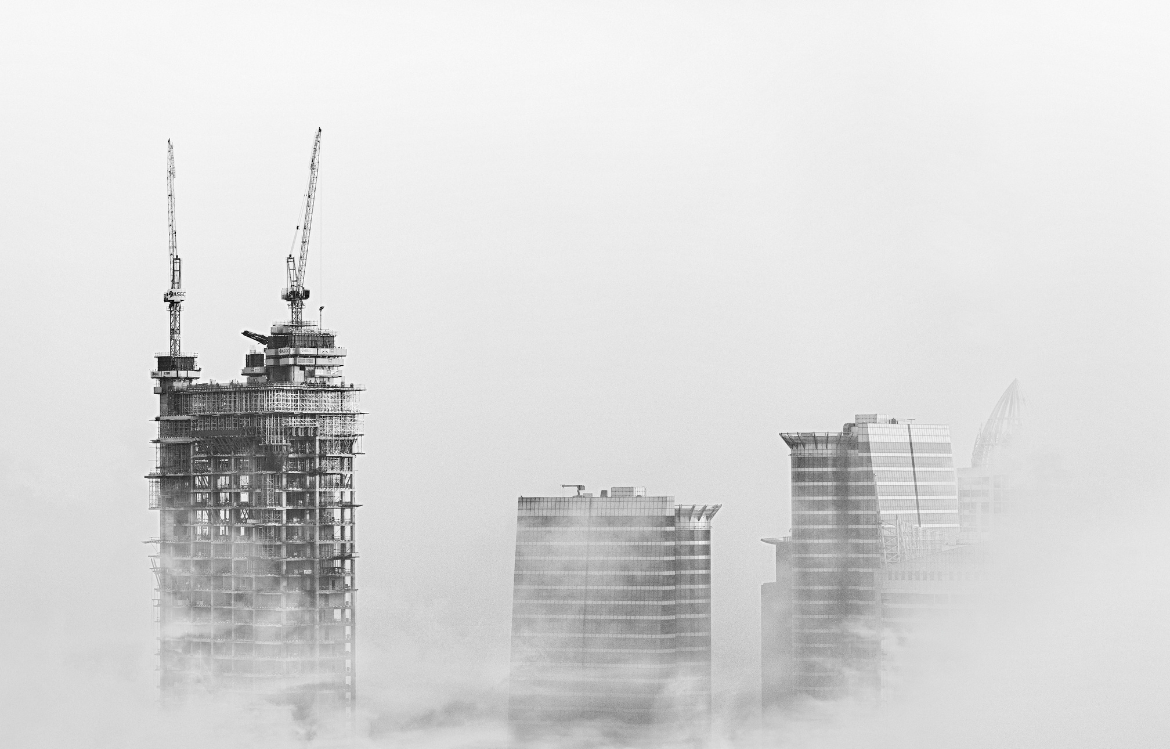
xmin=282 ymin=128 xmax=322 ymax=327
xmin=163 ymin=140 xmax=185 ymax=356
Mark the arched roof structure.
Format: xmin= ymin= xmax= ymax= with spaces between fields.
xmin=971 ymin=379 xmax=1024 ymax=468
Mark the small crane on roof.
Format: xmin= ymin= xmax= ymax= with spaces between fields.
xmin=163 ymin=140 xmax=185 ymax=356
xmin=282 ymin=128 xmax=322 ymax=327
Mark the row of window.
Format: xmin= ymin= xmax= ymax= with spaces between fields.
xmin=513 ymin=604 xmax=709 ymax=617
xmin=167 ymin=435 xmax=357 ymax=457
xmin=162 ymin=656 xmax=350 ymax=676
xmin=178 ymin=508 xmax=352 ymax=522
xmin=793 ymin=484 xmax=958 ymax=499
xmin=160 ymin=559 xmax=350 ymax=574
xmin=792 ymin=469 xmax=955 ymax=483
xmin=859 ymin=442 xmax=953 ymax=455
xmin=518 ymin=516 xmax=675 ymax=528
xmin=515 ymin=529 xmax=708 ymax=540
xmin=516 ymin=544 xmax=709 ymax=556
xmin=512 ymin=632 xmax=704 ymax=643
xmin=885 ymin=570 xmax=979 ymax=582
xmin=162 ymin=640 xmax=350 ymax=657
xmin=161 ymin=621 xmax=351 ymax=638
xmin=177 ymin=490 xmax=357 ymax=508
xmin=160 ymin=544 xmax=355 ymax=561
xmin=514 ymin=572 xmax=709 ymax=584
xmin=514 ymin=559 xmax=710 ymax=572
xmin=163 ymin=607 xmax=350 ymax=624
xmin=158 ymin=452 xmax=355 ymax=474
xmin=186 ymin=474 xmax=355 ymax=490
xmin=162 ymin=594 xmax=348 ymax=613
xmin=168 ymin=526 xmax=350 ymax=541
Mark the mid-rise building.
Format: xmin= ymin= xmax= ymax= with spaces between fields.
xmin=509 ymin=487 xmax=719 ymax=741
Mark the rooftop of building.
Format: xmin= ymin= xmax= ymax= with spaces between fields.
xmin=782 ymin=415 xmax=954 ymax=448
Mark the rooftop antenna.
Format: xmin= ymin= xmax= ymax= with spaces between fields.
xmin=164 ymin=140 xmax=185 ymax=356
xmin=282 ymin=128 xmax=322 ymax=327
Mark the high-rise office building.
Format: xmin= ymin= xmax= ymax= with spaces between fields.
xmin=148 ymin=132 xmax=361 ymax=723
xmin=509 ymin=487 xmax=719 ymax=740
xmin=776 ymin=415 xmax=959 ymax=700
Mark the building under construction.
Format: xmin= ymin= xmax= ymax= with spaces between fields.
xmin=148 ymin=131 xmax=362 ymax=722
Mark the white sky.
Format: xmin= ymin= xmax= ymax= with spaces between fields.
xmin=1 ymin=2 xmax=1167 ymax=746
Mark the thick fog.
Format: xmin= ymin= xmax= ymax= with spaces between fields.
xmin=1 ymin=2 xmax=1167 ymax=747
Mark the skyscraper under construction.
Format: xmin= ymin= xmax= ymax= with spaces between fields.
xmin=148 ymin=131 xmax=362 ymax=721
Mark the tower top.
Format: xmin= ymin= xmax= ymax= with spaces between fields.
xmin=972 ymin=379 xmax=1024 ymax=468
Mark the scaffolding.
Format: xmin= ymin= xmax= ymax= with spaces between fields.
xmin=150 ymin=325 xmax=363 ymax=724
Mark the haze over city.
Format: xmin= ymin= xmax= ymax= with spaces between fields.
xmin=1 ymin=2 xmax=1167 ymax=747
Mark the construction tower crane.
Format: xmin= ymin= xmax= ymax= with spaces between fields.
xmin=163 ymin=140 xmax=185 ymax=356
xmin=282 ymin=128 xmax=322 ymax=327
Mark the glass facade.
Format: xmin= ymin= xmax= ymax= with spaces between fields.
xmin=779 ymin=415 xmax=959 ymax=700
xmin=509 ymin=489 xmax=718 ymax=740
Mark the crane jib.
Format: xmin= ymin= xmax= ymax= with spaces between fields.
xmin=286 ymin=128 xmax=322 ymax=326
xmin=165 ymin=139 xmax=183 ymax=357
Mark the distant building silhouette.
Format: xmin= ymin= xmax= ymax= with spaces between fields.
xmin=760 ymin=537 xmax=793 ymax=712
xmin=509 ymin=487 xmax=719 ymax=742
xmin=959 ymin=380 xmax=1025 ymax=543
